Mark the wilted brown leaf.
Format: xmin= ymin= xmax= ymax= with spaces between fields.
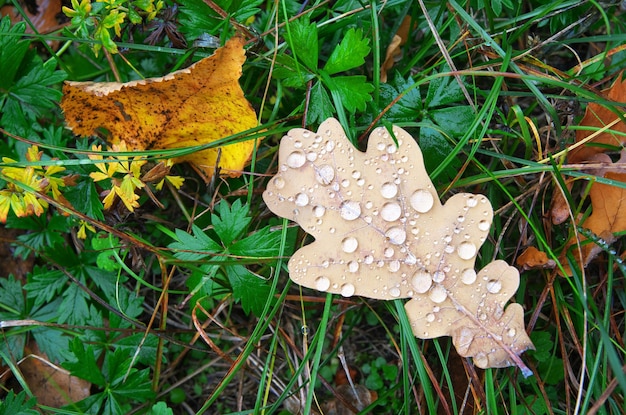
xmin=263 ymin=118 xmax=534 ymax=374
xmin=380 ymin=16 xmax=414 ymax=83
xmin=61 ymin=36 xmax=258 ymax=182
xmin=552 ymin=74 xmax=626 ymax=273
xmin=516 ymin=246 xmax=556 ymax=271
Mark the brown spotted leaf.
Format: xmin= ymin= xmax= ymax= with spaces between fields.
xmin=263 ymin=118 xmax=533 ymax=374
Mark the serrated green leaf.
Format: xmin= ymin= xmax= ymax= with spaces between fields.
xmin=169 ymin=225 xmax=221 ymax=261
xmin=0 ymin=17 xmax=29 ymax=89
xmin=227 ymin=264 xmax=271 ymax=316
xmin=287 ymin=17 xmax=318 ymax=71
xmin=307 ymin=82 xmax=334 ymax=124
xmin=418 ymin=122 xmax=461 ymax=178
xmin=0 ymin=275 xmax=25 ymax=317
xmin=380 ymin=72 xmax=422 ymax=122
xmin=272 ymin=54 xmax=314 ymax=88
xmin=31 ymin=327 xmax=71 ymax=364
xmin=324 ymin=28 xmax=370 ymax=75
xmin=115 ymin=333 xmax=161 ymax=366
xmin=64 ymin=338 xmax=106 ymax=386
xmin=429 ymin=106 xmax=475 ymax=136
xmin=212 ymin=199 xmax=251 ymax=245
xmin=425 ymin=74 xmax=465 ymax=108
xmin=64 ymin=180 xmax=105 ymax=220
xmin=0 ymin=391 xmax=39 ymax=415
xmin=58 ymin=283 xmax=89 ymax=325
xmin=327 ymin=75 xmax=374 ymax=113
xmin=230 ymin=226 xmax=281 ymax=258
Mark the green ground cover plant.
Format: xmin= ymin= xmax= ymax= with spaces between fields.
xmin=0 ymin=0 xmax=625 ymax=414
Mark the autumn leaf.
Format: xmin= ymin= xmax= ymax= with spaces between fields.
xmin=61 ymin=36 xmax=258 ymax=182
xmin=263 ymin=118 xmax=534 ymax=374
xmin=551 ymin=74 xmax=626 ymax=273
xmin=380 ymin=16 xmax=414 ymax=83
xmin=516 ymin=246 xmax=556 ymax=271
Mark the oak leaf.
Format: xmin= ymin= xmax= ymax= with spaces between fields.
xmin=263 ymin=118 xmax=534 ymax=374
xmin=516 ymin=246 xmax=556 ymax=271
xmin=61 ymin=36 xmax=258 ymax=182
xmin=551 ymin=74 xmax=626 ymax=273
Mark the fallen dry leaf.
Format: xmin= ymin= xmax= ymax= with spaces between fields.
xmin=380 ymin=16 xmax=414 ymax=83
xmin=18 ymin=341 xmax=91 ymax=407
xmin=516 ymin=246 xmax=556 ymax=271
xmin=551 ymin=74 xmax=626 ymax=273
xmin=263 ymin=118 xmax=534 ymax=374
xmin=61 ymin=36 xmax=258 ymax=182
xmin=1 ymin=0 xmax=65 ymax=50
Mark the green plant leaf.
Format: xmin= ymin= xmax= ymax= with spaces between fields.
xmin=0 ymin=17 xmax=29 ymax=91
xmin=418 ymin=121 xmax=461 ymax=177
xmin=64 ymin=338 xmax=107 ymax=386
xmin=115 ymin=333 xmax=161 ymax=366
xmin=288 ymin=17 xmax=318 ymax=71
xmin=58 ymin=283 xmax=89 ymax=325
xmin=425 ymin=73 xmax=465 ymax=108
xmin=429 ymin=106 xmax=475 ymax=136
xmin=212 ymin=199 xmax=251 ymax=246
xmin=307 ymin=82 xmax=334 ymax=124
xmin=324 ymin=27 xmax=370 ymax=75
xmin=327 ymin=75 xmax=374 ymax=113
xmin=0 ymin=275 xmax=25 ymax=317
xmin=227 ymin=264 xmax=271 ymax=316
xmin=169 ymin=225 xmax=221 ymax=261
xmin=64 ymin=180 xmax=105 ymax=221
xmin=0 ymin=391 xmax=38 ymax=415
xmin=92 ymin=233 xmax=121 ymax=271
xmin=32 ymin=327 xmax=71 ymax=364
xmin=379 ymin=72 xmax=422 ymax=122
xmin=147 ymin=402 xmax=174 ymax=415
xmin=230 ymin=226 xmax=281 ymax=258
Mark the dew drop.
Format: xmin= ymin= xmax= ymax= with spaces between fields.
xmin=313 ymin=205 xmax=326 ymax=217
xmin=389 ymin=287 xmax=401 ymax=298
xmin=478 ymin=219 xmax=491 ymax=232
xmin=351 ymin=170 xmax=361 ymax=179
xmin=466 ymin=196 xmax=478 ymax=208
xmin=315 ymin=164 xmax=335 ymax=185
xmin=387 ymin=144 xmax=397 ymax=154
xmin=315 ymin=276 xmax=330 ymax=291
xmin=341 ymin=237 xmax=358 ymax=253
xmin=273 ymin=177 xmax=285 ymax=189
xmin=429 ymin=285 xmax=448 ymax=303
xmin=286 ymin=151 xmax=306 ymax=168
xmin=474 ymin=352 xmax=488 ymax=368
xmin=341 ymin=283 xmax=355 ymax=297
xmin=461 ymin=269 xmax=477 ymax=284
xmin=388 ymin=260 xmax=401 ymax=272
xmin=341 ymin=179 xmax=350 ymax=188
xmin=412 ymin=271 xmax=433 ymax=293
xmin=376 ymin=142 xmax=386 ymax=151
xmin=325 ymin=140 xmax=335 ymax=152
xmin=410 ymin=189 xmax=434 ymax=213
xmin=348 ymin=261 xmax=359 ymax=273
xmin=384 ymin=247 xmax=395 ymax=257
xmin=364 ymin=255 xmax=374 ymax=265
xmin=432 ymin=271 xmax=445 ymax=283
xmin=381 ymin=202 xmax=402 ymax=222
xmin=381 ymin=182 xmax=398 ymax=199
xmin=457 ymin=242 xmax=477 ymax=260
xmin=426 ymin=313 xmax=436 ymax=323
xmin=507 ymin=328 xmax=517 ymax=337
xmin=340 ymin=201 xmax=361 ymax=221
xmin=385 ymin=227 xmax=407 ymax=245
xmin=306 ymin=152 xmax=317 ymax=162
xmin=294 ymin=193 xmax=309 ymax=207
xmin=486 ymin=279 xmax=502 ymax=294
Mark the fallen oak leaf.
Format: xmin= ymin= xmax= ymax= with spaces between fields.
xmin=551 ymin=73 xmax=626 ymax=274
xmin=516 ymin=246 xmax=556 ymax=271
xmin=263 ymin=118 xmax=534 ymax=374
xmin=61 ymin=36 xmax=258 ymax=182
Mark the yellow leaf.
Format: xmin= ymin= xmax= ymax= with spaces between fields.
xmin=61 ymin=36 xmax=259 ymax=182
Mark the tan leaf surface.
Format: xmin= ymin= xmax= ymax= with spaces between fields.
xmin=61 ymin=36 xmax=258 ymax=182
xmin=380 ymin=16 xmax=414 ymax=83
xmin=551 ymin=74 xmax=626 ymax=273
xmin=263 ymin=118 xmax=533 ymax=373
